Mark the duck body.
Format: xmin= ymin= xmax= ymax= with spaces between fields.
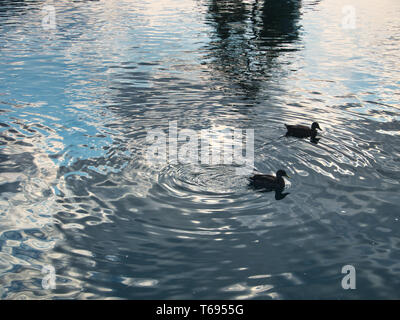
xmin=249 ymin=174 xmax=285 ymax=190
xmin=249 ymin=169 xmax=289 ymax=191
xmin=285 ymin=122 xmax=321 ymax=138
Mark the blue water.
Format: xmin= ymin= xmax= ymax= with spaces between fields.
xmin=0 ymin=0 xmax=399 ymax=299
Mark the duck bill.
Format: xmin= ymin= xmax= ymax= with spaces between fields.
xmin=286 ymin=175 xmax=291 ymax=179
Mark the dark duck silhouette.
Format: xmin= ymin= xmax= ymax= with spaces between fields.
xmin=285 ymin=122 xmax=322 ymax=139
xmin=249 ymin=170 xmax=290 ymax=200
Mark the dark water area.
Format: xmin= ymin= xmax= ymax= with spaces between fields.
xmin=0 ymin=0 xmax=399 ymax=299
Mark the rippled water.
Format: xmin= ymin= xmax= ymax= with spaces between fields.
xmin=1 ymin=0 xmax=399 ymax=299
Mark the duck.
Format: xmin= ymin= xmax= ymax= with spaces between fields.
xmin=249 ymin=169 xmax=290 ymax=190
xmin=285 ymin=122 xmax=322 ymax=138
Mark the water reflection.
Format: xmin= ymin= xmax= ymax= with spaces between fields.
xmin=259 ymin=0 xmax=301 ymax=44
xmin=205 ymin=0 xmax=302 ymax=96
xmin=0 ymin=0 xmax=27 ymax=14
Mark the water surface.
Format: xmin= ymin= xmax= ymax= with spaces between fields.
xmin=1 ymin=0 xmax=400 ymax=299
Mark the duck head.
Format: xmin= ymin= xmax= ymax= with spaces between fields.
xmin=311 ymin=122 xmax=322 ymax=131
xmin=276 ymin=170 xmax=290 ymax=179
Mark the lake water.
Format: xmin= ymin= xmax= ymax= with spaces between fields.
xmin=0 ymin=0 xmax=399 ymax=299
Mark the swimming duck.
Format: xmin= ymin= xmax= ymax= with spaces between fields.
xmin=285 ymin=122 xmax=322 ymax=138
xmin=249 ymin=169 xmax=290 ymax=190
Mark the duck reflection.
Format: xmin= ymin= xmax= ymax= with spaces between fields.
xmin=249 ymin=184 xmax=290 ymax=200
xmin=310 ymin=136 xmax=320 ymax=144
